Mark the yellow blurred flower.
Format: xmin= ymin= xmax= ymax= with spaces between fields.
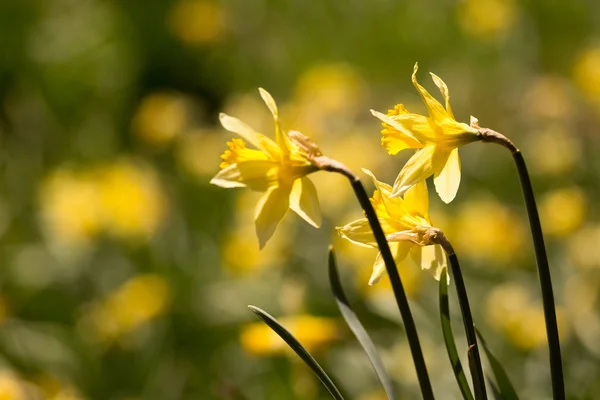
xmin=98 ymin=160 xmax=166 ymax=241
xmin=168 ymin=0 xmax=224 ymax=45
xmin=131 ymin=92 xmax=187 ymax=148
xmin=337 ymin=170 xmax=446 ymax=285
xmin=573 ymin=45 xmax=600 ymax=101
xmin=457 ymin=0 xmax=516 ymax=39
xmin=176 ymin=129 xmax=225 ymax=178
xmin=523 ymin=75 xmax=575 ymax=121
xmin=486 ymin=283 xmax=569 ymax=350
xmin=33 ymin=374 xmax=84 ymax=400
xmin=525 ymin=126 xmax=581 ymax=176
xmin=0 ymin=370 xmax=27 ymax=400
xmin=240 ymin=315 xmax=339 ymax=356
xmin=539 ymin=187 xmax=587 ymax=237
xmin=211 ymin=88 xmax=323 ymax=248
xmin=294 ymin=63 xmax=365 ymax=116
xmin=451 ymin=197 xmax=526 ymax=264
xmin=39 ymin=169 xmax=103 ymax=248
xmin=568 ymin=224 xmax=600 ymax=270
xmin=83 ymin=274 xmax=171 ymax=344
xmin=371 ymin=63 xmax=480 ymax=203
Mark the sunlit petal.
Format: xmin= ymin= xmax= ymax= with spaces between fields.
xmin=254 ymin=185 xmax=291 ymax=249
xmin=336 ymin=218 xmax=376 ymax=248
xmin=371 ymin=109 xmax=421 ymax=147
xmin=411 ymin=63 xmax=448 ymax=122
xmin=362 ymin=168 xmax=409 ymax=219
xmin=429 ymin=72 xmax=454 ymax=119
xmin=259 ymin=88 xmax=290 ymax=156
xmin=410 ymin=244 xmax=448 ymax=282
xmin=404 ymin=180 xmax=429 ymax=218
xmin=210 ymin=164 xmax=247 ymax=189
xmin=369 ymin=242 xmax=411 ymax=285
xmin=219 ymin=113 xmax=262 ymax=149
xmin=433 ymin=147 xmax=461 ymax=204
xmin=390 ymin=145 xmax=437 ymax=198
xmin=289 ymin=177 xmax=322 ymax=228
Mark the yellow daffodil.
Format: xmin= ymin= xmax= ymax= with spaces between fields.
xmin=211 ymin=88 xmax=322 ymax=248
xmin=371 ymin=63 xmax=480 ymax=203
xmin=337 ymin=169 xmax=446 ymax=285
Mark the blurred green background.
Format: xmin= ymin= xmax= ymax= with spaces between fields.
xmin=0 ymin=0 xmax=599 ymax=399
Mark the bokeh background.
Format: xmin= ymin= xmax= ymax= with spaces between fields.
xmin=0 ymin=0 xmax=599 ymax=398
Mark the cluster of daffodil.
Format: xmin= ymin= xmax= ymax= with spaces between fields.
xmin=211 ymin=63 xmax=564 ymax=400
xmin=211 ymin=63 xmax=478 ymax=286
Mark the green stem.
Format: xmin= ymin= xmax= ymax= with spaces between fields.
xmin=434 ymin=233 xmax=487 ymax=400
xmin=313 ymin=155 xmax=435 ymax=400
xmin=480 ymin=128 xmax=564 ymax=400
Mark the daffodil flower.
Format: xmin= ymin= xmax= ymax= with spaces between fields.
xmin=337 ymin=169 xmax=447 ymax=285
xmin=371 ymin=63 xmax=480 ymax=203
xmin=211 ymin=88 xmax=322 ymax=248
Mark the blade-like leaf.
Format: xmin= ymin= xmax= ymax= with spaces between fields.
xmin=476 ymin=328 xmax=520 ymax=400
xmin=247 ymin=305 xmax=345 ymax=400
xmin=328 ymin=247 xmax=396 ymax=400
xmin=439 ymin=267 xmax=474 ymax=400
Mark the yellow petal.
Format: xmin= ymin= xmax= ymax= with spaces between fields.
xmin=362 ymin=168 xmax=409 ymax=220
xmin=254 ymin=185 xmax=291 ymax=249
xmin=209 ymin=164 xmax=247 ymax=189
xmin=289 ymin=177 xmax=322 ymax=228
xmin=390 ymin=145 xmax=437 ymax=198
xmin=369 ymin=242 xmax=411 ymax=285
xmin=211 ymin=160 xmax=279 ymax=191
xmin=433 ymin=147 xmax=461 ymax=204
xmin=404 ymin=180 xmax=429 ymax=218
xmin=371 ymin=110 xmax=422 ymax=154
xmin=409 ymin=244 xmax=448 ymax=282
xmin=412 ymin=63 xmax=449 ymax=122
xmin=258 ymin=88 xmax=290 ymax=156
xmin=219 ymin=138 xmax=269 ymax=169
xmin=429 ymin=72 xmax=454 ymax=119
xmin=219 ymin=113 xmax=263 ymax=150
xmin=336 ymin=218 xmax=376 ymax=248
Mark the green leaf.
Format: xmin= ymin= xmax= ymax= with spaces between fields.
xmin=247 ymin=305 xmax=345 ymax=400
xmin=476 ymin=328 xmax=520 ymax=400
xmin=439 ymin=267 xmax=474 ymax=400
xmin=328 ymin=246 xmax=396 ymax=400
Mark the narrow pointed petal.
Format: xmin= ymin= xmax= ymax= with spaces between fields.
xmin=259 ymin=88 xmax=290 ymax=155
xmin=289 ymin=177 xmax=322 ymax=228
xmin=211 ymin=160 xmax=279 ymax=191
xmin=433 ymin=147 xmax=461 ymax=203
xmin=390 ymin=145 xmax=437 ymax=198
xmin=411 ymin=63 xmax=449 ymax=121
xmin=362 ymin=168 xmax=409 ymax=219
xmin=370 ymin=109 xmax=422 ymax=148
xmin=369 ymin=242 xmax=411 ymax=285
xmin=404 ymin=180 xmax=429 ymax=218
xmin=210 ymin=164 xmax=247 ymax=188
xmin=336 ymin=218 xmax=376 ymax=248
xmin=254 ymin=185 xmax=291 ymax=249
xmin=219 ymin=113 xmax=263 ymax=150
xmin=429 ymin=72 xmax=454 ymax=119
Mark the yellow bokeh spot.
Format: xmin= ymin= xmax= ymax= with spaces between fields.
xmin=525 ymin=125 xmax=581 ymax=176
xmin=523 ymin=76 xmax=575 ymax=120
xmin=98 ymin=160 xmax=166 ymax=241
xmin=568 ymin=224 xmax=600 ymax=270
xmin=85 ymin=274 xmax=171 ymax=344
xmin=573 ymin=46 xmax=600 ymax=100
xmin=169 ymin=0 xmax=224 ymax=45
xmin=39 ymin=169 xmax=103 ymax=247
xmin=451 ymin=197 xmax=527 ymax=264
xmin=132 ymin=92 xmax=187 ymax=148
xmin=176 ymin=129 xmax=224 ymax=177
xmin=0 ymin=371 xmax=26 ymax=400
xmin=539 ymin=187 xmax=587 ymax=237
xmin=240 ymin=315 xmax=339 ymax=356
xmin=457 ymin=0 xmax=516 ymax=39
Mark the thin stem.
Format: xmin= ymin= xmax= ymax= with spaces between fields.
xmin=312 ymin=155 xmax=435 ymax=400
xmin=480 ymin=128 xmax=565 ymax=400
xmin=433 ymin=233 xmax=487 ymax=400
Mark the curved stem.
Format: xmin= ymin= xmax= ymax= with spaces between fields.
xmin=312 ymin=155 xmax=435 ymax=400
xmin=434 ymin=234 xmax=487 ymax=400
xmin=480 ymin=128 xmax=564 ymax=400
